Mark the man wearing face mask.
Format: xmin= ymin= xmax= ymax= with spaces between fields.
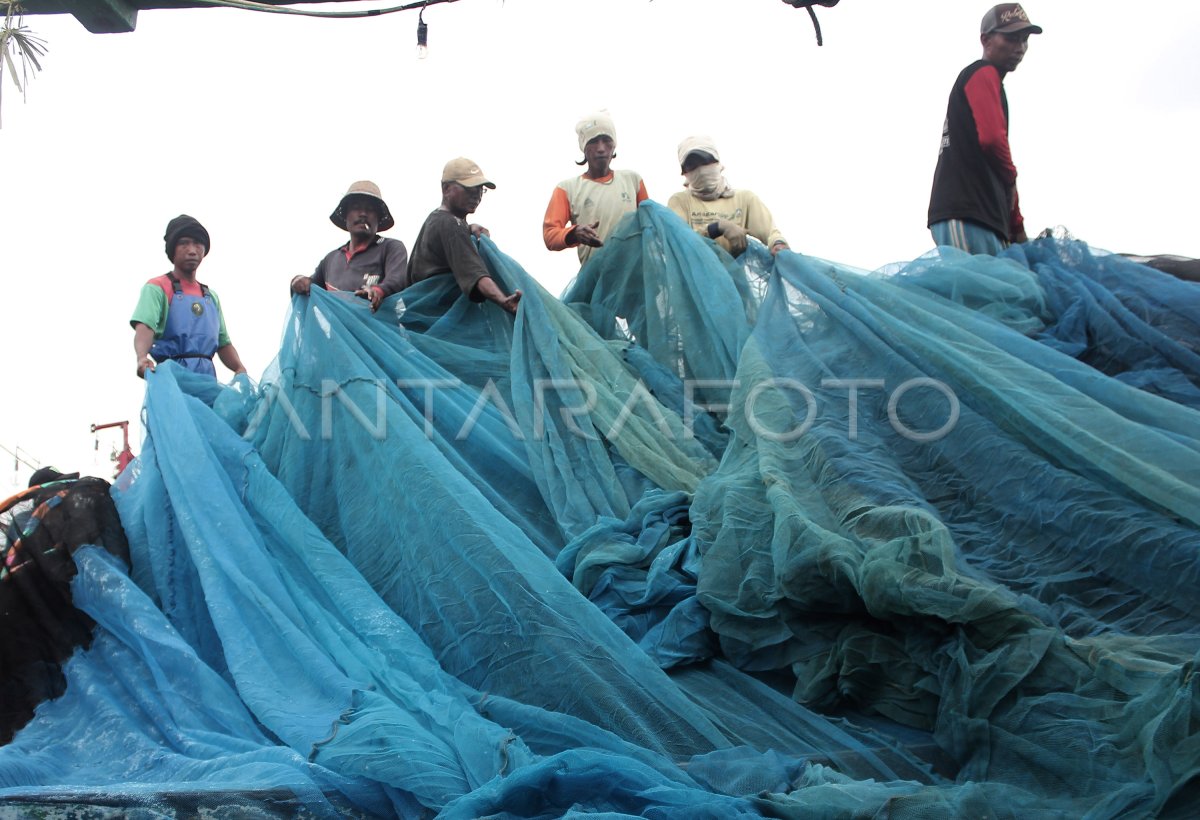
xmin=290 ymin=180 xmax=409 ymax=312
xmin=668 ymin=136 xmax=789 ymax=258
xmin=543 ymin=111 xmax=648 ymax=266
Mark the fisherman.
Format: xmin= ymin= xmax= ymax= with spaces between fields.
xmin=668 ymin=136 xmax=790 ymax=257
xmin=543 ymin=111 xmax=648 ymax=266
xmin=927 ymin=4 xmax=1042 ymax=255
xmin=26 ymin=466 xmax=80 ymax=488
xmin=2 ymin=465 xmax=130 ymax=745
xmin=290 ymin=180 xmax=409 ymax=312
xmin=406 ymin=158 xmax=521 ymax=314
xmin=131 ymin=215 xmax=247 ymax=379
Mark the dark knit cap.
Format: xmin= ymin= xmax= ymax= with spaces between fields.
xmin=28 ymin=466 xmax=80 ymax=487
xmin=164 ymin=214 xmax=211 ymax=260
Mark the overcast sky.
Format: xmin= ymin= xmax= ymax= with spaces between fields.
xmin=1 ymin=0 xmax=1197 ymax=492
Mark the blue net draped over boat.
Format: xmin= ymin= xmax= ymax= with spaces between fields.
xmin=2 ymin=201 xmax=1199 ymax=817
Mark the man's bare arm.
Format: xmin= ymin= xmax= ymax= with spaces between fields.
xmin=474 ymin=276 xmax=522 ymax=314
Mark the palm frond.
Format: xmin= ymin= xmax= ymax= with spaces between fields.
xmin=1 ymin=3 xmax=49 ymax=127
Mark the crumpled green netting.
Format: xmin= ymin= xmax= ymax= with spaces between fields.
xmin=2 ymin=202 xmax=1198 ymax=818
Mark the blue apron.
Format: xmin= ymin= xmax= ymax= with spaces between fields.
xmin=150 ymin=273 xmax=219 ymax=378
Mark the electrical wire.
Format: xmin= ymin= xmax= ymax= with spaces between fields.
xmin=189 ymin=0 xmax=459 ymax=20
xmin=0 ymin=443 xmax=39 ymax=472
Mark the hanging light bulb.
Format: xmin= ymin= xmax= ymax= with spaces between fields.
xmin=416 ymin=8 xmax=429 ymax=60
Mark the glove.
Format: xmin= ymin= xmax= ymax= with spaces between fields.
xmin=717 ymin=220 xmax=748 ymax=256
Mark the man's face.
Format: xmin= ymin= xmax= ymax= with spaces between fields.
xmin=681 ymin=153 xmax=718 ymax=174
xmin=982 ymin=30 xmax=1031 ymax=73
xmin=344 ymin=197 xmax=381 ymax=240
xmin=444 ymin=181 xmax=485 ymax=217
xmin=171 ymin=236 xmax=206 ymax=273
xmin=584 ymin=135 xmax=615 ymax=166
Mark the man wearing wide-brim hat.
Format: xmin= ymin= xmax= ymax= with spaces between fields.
xmin=291 ymin=181 xmax=409 ymax=312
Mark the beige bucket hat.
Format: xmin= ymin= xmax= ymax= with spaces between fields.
xmin=330 ymin=180 xmax=395 ymax=231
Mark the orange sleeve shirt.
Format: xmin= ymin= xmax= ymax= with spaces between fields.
xmin=543 ymin=172 xmax=648 ymax=254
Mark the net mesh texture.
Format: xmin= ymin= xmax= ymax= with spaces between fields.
xmin=2 ymin=201 xmax=1199 ymax=818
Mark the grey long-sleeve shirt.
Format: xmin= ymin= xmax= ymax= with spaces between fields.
xmin=312 ymin=235 xmax=409 ymax=298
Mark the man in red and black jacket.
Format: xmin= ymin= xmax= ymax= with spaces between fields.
xmin=928 ymin=4 xmax=1042 ymax=255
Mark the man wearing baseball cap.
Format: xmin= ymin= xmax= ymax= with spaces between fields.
xmin=290 ymin=180 xmax=409 ymax=312
xmin=130 ymin=215 xmax=248 ymax=379
xmin=406 ymin=158 xmax=521 ymax=314
xmin=928 ymin=4 xmax=1042 ymax=255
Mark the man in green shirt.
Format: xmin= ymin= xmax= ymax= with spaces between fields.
xmin=130 ymin=215 xmax=247 ymax=379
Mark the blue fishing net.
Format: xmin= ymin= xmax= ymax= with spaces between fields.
xmin=899 ymin=240 xmax=1200 ymax=409
xmin=3 ymin=202 xmax=1199 ymax=818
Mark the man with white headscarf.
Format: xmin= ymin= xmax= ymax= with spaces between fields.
xmin=668 ymin=136 xmax=789 ymax=257
xmin=543 ymin=111 xmax=648 ymax=266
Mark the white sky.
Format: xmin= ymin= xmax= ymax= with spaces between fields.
xmin=1 ymin=0 xmax=1197 ymax=493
